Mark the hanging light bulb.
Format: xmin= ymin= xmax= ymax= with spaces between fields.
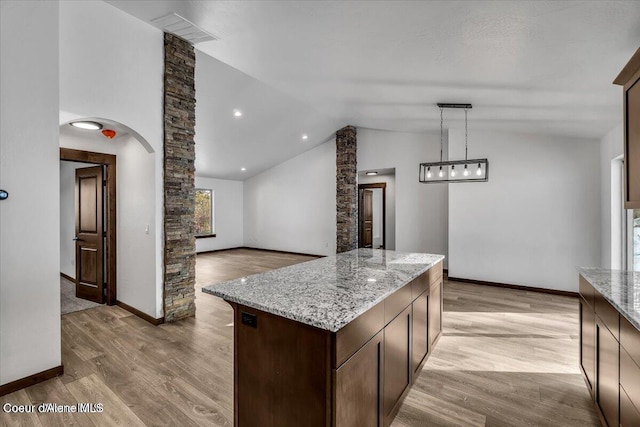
xmin=476 ymin=163 xmax=482 ymax=176
xmin=438 ymin=166 xmax=444 ymax=178
xmin=463 ymin=164 xmax=469 ymax=176
xmin=426 ymin=166 xmax=432 ymax=178
xmin=451 ymin=165 xmax=456 ymax=177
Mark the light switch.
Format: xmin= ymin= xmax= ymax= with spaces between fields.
xmin=145 ymin=224 xmax=149 ymax=234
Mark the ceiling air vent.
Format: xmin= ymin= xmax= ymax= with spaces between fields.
xmin=151 ymin=13 xmax=217 ymax=44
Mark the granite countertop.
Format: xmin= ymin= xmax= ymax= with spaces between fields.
xmin=577 ymin=267 xmax=640 ymax=330
xmin=202 ymin=249 xmax=444 ymax=332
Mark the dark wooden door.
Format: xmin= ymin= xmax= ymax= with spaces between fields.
xmin=359 ymin=189 xmax=373 ymax=248
xmin=75 ymin=166 xmax=104 ymax=303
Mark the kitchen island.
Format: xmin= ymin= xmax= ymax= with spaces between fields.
xmin=203 ymin=249 xmax=444 ymax=427
xmin=578 ymin=268 xmax=640 ymax=426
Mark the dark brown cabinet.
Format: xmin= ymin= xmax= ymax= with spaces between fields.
xmin=620 ymin=344 xmax=640 ymax=426
xmin=412 ymin=291 xmax=429 ymax=381
xmin=335 ymin=331 xmax=383 ymax=427
xmin=579 ymin=274 xmax=640 ymax=427
xmin=383 ymin=306 xmax=412 ymax=426
xmin=579 ymin=297 xmax=595 ymax=394
xmin=620 ymin=385 xmax=640 ymax=426
xmin=596 ymin=319 xmax=619 ymax=427
xmin=614 ymin=48 xmax=640 ymax=209
xmin=229 ymin=262 xmax=443 ymax=427
xmin=429 ymin=278 xmax=443 ymax=347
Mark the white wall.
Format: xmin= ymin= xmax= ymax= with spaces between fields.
xmin=60 ymin=161 xmax=94 ymax=279
xmin=600 ymin=124 xmax=624 ymax=268
xmin=195 ymin=177 xmax=244 ymax=253
xmin=244 ymin=140 xmax=336 ymax=256
xmin=0 ymin=0 xmax=61 ymax=385
xmin=358 ymin=129 xmax=448 ymax=263
xmin=359 ymin=173 xmax=397 ymax=250
xmin=60 ymin=131 xmax=158 ymax=318
xmin=448 ymin=129 xmax=601 ymax=292
xmin=60 ymin=0 xmax=164 ymax=317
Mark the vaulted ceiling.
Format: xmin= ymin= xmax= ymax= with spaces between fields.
xmin=106 ymin=0 xmax=640 ymax=179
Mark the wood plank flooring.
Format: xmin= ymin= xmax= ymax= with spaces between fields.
xmin=1 ymin=248 xmax=599 ymax=426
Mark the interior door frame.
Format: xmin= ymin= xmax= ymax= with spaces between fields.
xmin=358 ymin=183 xmax=386 ymax=249
xmin=60 ymin=148 xmax=116 ymax=305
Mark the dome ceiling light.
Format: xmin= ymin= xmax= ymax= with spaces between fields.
xmin=70 ymin=121 xmax=103 ymax=131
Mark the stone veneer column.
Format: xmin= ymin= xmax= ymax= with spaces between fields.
xmin=163 ymin=33 xmax=196 ymax=322
xmin=336 ymin=126 xmax=358 ymax=253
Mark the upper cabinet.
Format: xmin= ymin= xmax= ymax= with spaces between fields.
xmin=614 ymin=48 xmax=640 ymax=209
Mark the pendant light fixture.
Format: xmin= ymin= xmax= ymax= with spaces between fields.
xmin=419 ymin=103 xmax=489 ymax=183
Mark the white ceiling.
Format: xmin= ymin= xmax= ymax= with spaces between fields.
xmin=106 ymin=0 xmax=640 ymax=178
xmin=194 ymin=52 xmax=344 ymax=179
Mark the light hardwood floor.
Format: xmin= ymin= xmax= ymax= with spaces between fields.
xmin=1 ymin=249 xmax=599 ymax=426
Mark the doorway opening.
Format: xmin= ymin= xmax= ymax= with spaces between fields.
xmin=358 ymin=168 xmax=396 ymax=250
xmin=60 ymin=148 xmax=116 ymax=314
xmin=358 ymin=183 xmax=386 ymax=249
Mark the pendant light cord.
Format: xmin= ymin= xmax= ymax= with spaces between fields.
xmin=464 ymin=107 xmax=468 ymax=161
xmin=440 ymin=107 xmax=444 ymax=162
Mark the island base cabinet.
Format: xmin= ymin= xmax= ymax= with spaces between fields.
xmin=335 ymin=331 xmax=383 ymax=427
xmin=596 ymin=321 xmax=619 ymax=427
xmin=234 ymin=305 xmax=331 ymax=427
xmin=228 ymin=263 xmax=443 ymax=427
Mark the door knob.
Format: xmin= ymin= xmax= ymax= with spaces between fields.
xmin=73 ymin=237 xmax=82 ymax=241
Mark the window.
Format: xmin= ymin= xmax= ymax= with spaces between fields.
xmin=631 ymin=210 xmax=640 ymax=271
xmin=195 ymin=189 xmax=214 ymax=237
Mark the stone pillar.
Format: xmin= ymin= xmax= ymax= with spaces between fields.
xmin=336 ymin=126 xmax=358 ymax=253
xmin=163 ymin=33 xmax=196 ymax=322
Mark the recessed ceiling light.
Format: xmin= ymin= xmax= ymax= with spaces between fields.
xmin=241 ymin=167 xmax=246 ymax=171
xmin=233 ymin=109 xmax=243 ymax=117
xmin=302 ymin=134 xmax=308 ymax=140
xmin=70 ymin=121 xmax=102 ymax=130
xmin=366 ymin=171 xmax=378 ymax=176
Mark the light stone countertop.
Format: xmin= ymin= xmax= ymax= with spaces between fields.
xmin=577 ymin=267 xmax=640 ymax=330
xmin=202 ymin=249 xmax=444 ymax=332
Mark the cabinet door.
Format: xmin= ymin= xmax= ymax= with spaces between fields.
xmin=383 ymin=306 xmax=412 ymax=426
xmin=596 ymin=321 xmax=619 ymax=427
xmin=412 ymin=291 xmax=428 ymax=381
xmin=625 ymin=77 xmax=640 ymax=208
xmin=335 ymin=330 xmax=383 ymax=427
xmin=429 ymin=279 xmax=442 ymax=347
xmin=620 ymin=385 xmax=640 ymax=427
xmin=620 ymin=346 xmax=640 ymax=423
xmin=580 ymin=298 xmax=595 ymax=394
